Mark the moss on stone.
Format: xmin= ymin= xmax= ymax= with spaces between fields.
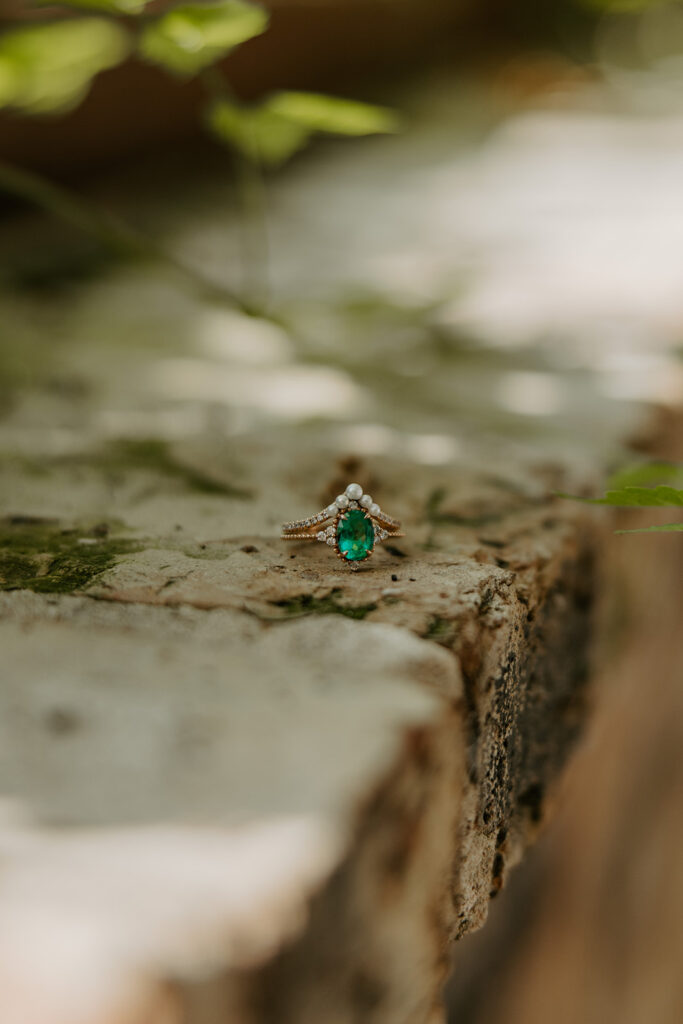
xmin=0 ymin=516 xmax=141 ymax=594
xmin=271 ymin=588 xmax=377 ymax=620
xmin=86 ymin=439 xmax=253 ymax=499
xmin=424 ymin=615 xmax=456 ymax=644
xmin=109 ymin=440 xmax=226 ymax=495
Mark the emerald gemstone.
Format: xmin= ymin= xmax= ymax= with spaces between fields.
xmin=337 ymin=509 xmax=374 ymax=561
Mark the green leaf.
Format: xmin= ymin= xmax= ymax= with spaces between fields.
xmin=266 ymin=91 xmax=401 ymax=136
xmin=139 ymin=0 xmax=268 ymax=76
xmin=560 ymin=484 xmax=683 ymax=507
xmin=603 ymin=486 xmax=683 ymax=507
xmin=605 ymin=461 xmax=683 ymax=491
xmin=0 ymin=18 xmax=130 ymax=115
xmin=33 ymin=0 xmax=151 ymax=13
xmin=561 ymin=464 xmax=683 ymax=535
xmin=616 ymin=523 xmax=683 ymax=533
xmin=207 ymin=99 xmax=310 ymax=165
xmin=207 ymin=89 xmax=401 ymax=166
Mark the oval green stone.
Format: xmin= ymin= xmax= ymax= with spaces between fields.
xmin=337 ymin=509 xmax=375 ymax=561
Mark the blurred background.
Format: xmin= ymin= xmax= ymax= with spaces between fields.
xmin=1 ymin=0 xmax=682 ymax=462
xmin=1 ymin=0 xmax=682 ymax=1021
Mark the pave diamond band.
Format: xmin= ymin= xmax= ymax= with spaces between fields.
xmin=281 ymin=483 xmax=404 ymax=567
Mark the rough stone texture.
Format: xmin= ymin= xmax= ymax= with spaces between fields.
xmin=0 ymin=445 xmax=599 ymax=1024
xmin=0 ymin=605 xmax=462 ymax=1024
xmin=445 ymin=410 xmax=683 ymax=1024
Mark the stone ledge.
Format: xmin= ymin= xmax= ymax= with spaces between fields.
xmin=0 ymin=451 xmax=599 ymax=1024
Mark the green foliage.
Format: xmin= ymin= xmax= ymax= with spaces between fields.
xmin=561 ymin=462 xmax=683 ymax=534
xmin=138 ymin=0 xmax=268 ymax=76
xmin=207 ymin=100 xmax=310 ymax=166
xmin=33 ymin=0 xmax=151 ymax=13
xmin=616 ymin=523 xmax=683 ymax=534
xmin=0 ymin=18 xmax=130 ymax=114
xmin=208 ymin=91 xmax=400 ymax=166
xmin=605 ymin=461 xmax=683 ymax=490
xmin=0 ymin=0 xmax=401 ymax=314
xmin=598 ymin=485 xmax=683 ymax=507
xmin=266 ymin=91 xmax=401 ymax=136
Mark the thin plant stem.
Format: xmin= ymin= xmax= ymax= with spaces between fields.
xmin=201 ymin=67 xmax=271 ymax=313
xmin=0 ymin=158 xmax=258 ymax=315
xmin=234 ymin=144 xmax=270 ymax=312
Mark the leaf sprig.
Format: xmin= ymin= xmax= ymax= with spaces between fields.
xmin=3 ymin=1 xmax=398 ymax=169
xmin=561 ymin=462 xmax=683 ymax=533
xmin=0 ymin=17 xmax=130 ymax=114
xmin=0 ymin=0 xmax=400 ymax=314
xmin=207 ymin=91 xmax=400 ymax=167
xmin=139 ymin=0 xmax=269 ymax=76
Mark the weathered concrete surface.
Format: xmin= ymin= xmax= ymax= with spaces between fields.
xmin=0 ymin=604 xmax=462 ymax=1024
xmin=0 ymin=444 xmax=599 ymax=1024
xmin=0 ymin=601 xmax=458 ymax=824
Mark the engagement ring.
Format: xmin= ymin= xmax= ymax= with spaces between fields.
xmin=281 ymin=482 xmax=404 ymax=567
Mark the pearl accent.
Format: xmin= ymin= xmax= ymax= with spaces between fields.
xmin=335 ymin=494 xmax=349 ymax=509
xmin=360 ymin=493 xmax=373 ymax=508
xmin=369 ymin=502 xmax=381 ymax=517
xmin=326 ymin=504 xmax=338 ymax=516
xmin=345 ymin=482 xmax=363 ymax=500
